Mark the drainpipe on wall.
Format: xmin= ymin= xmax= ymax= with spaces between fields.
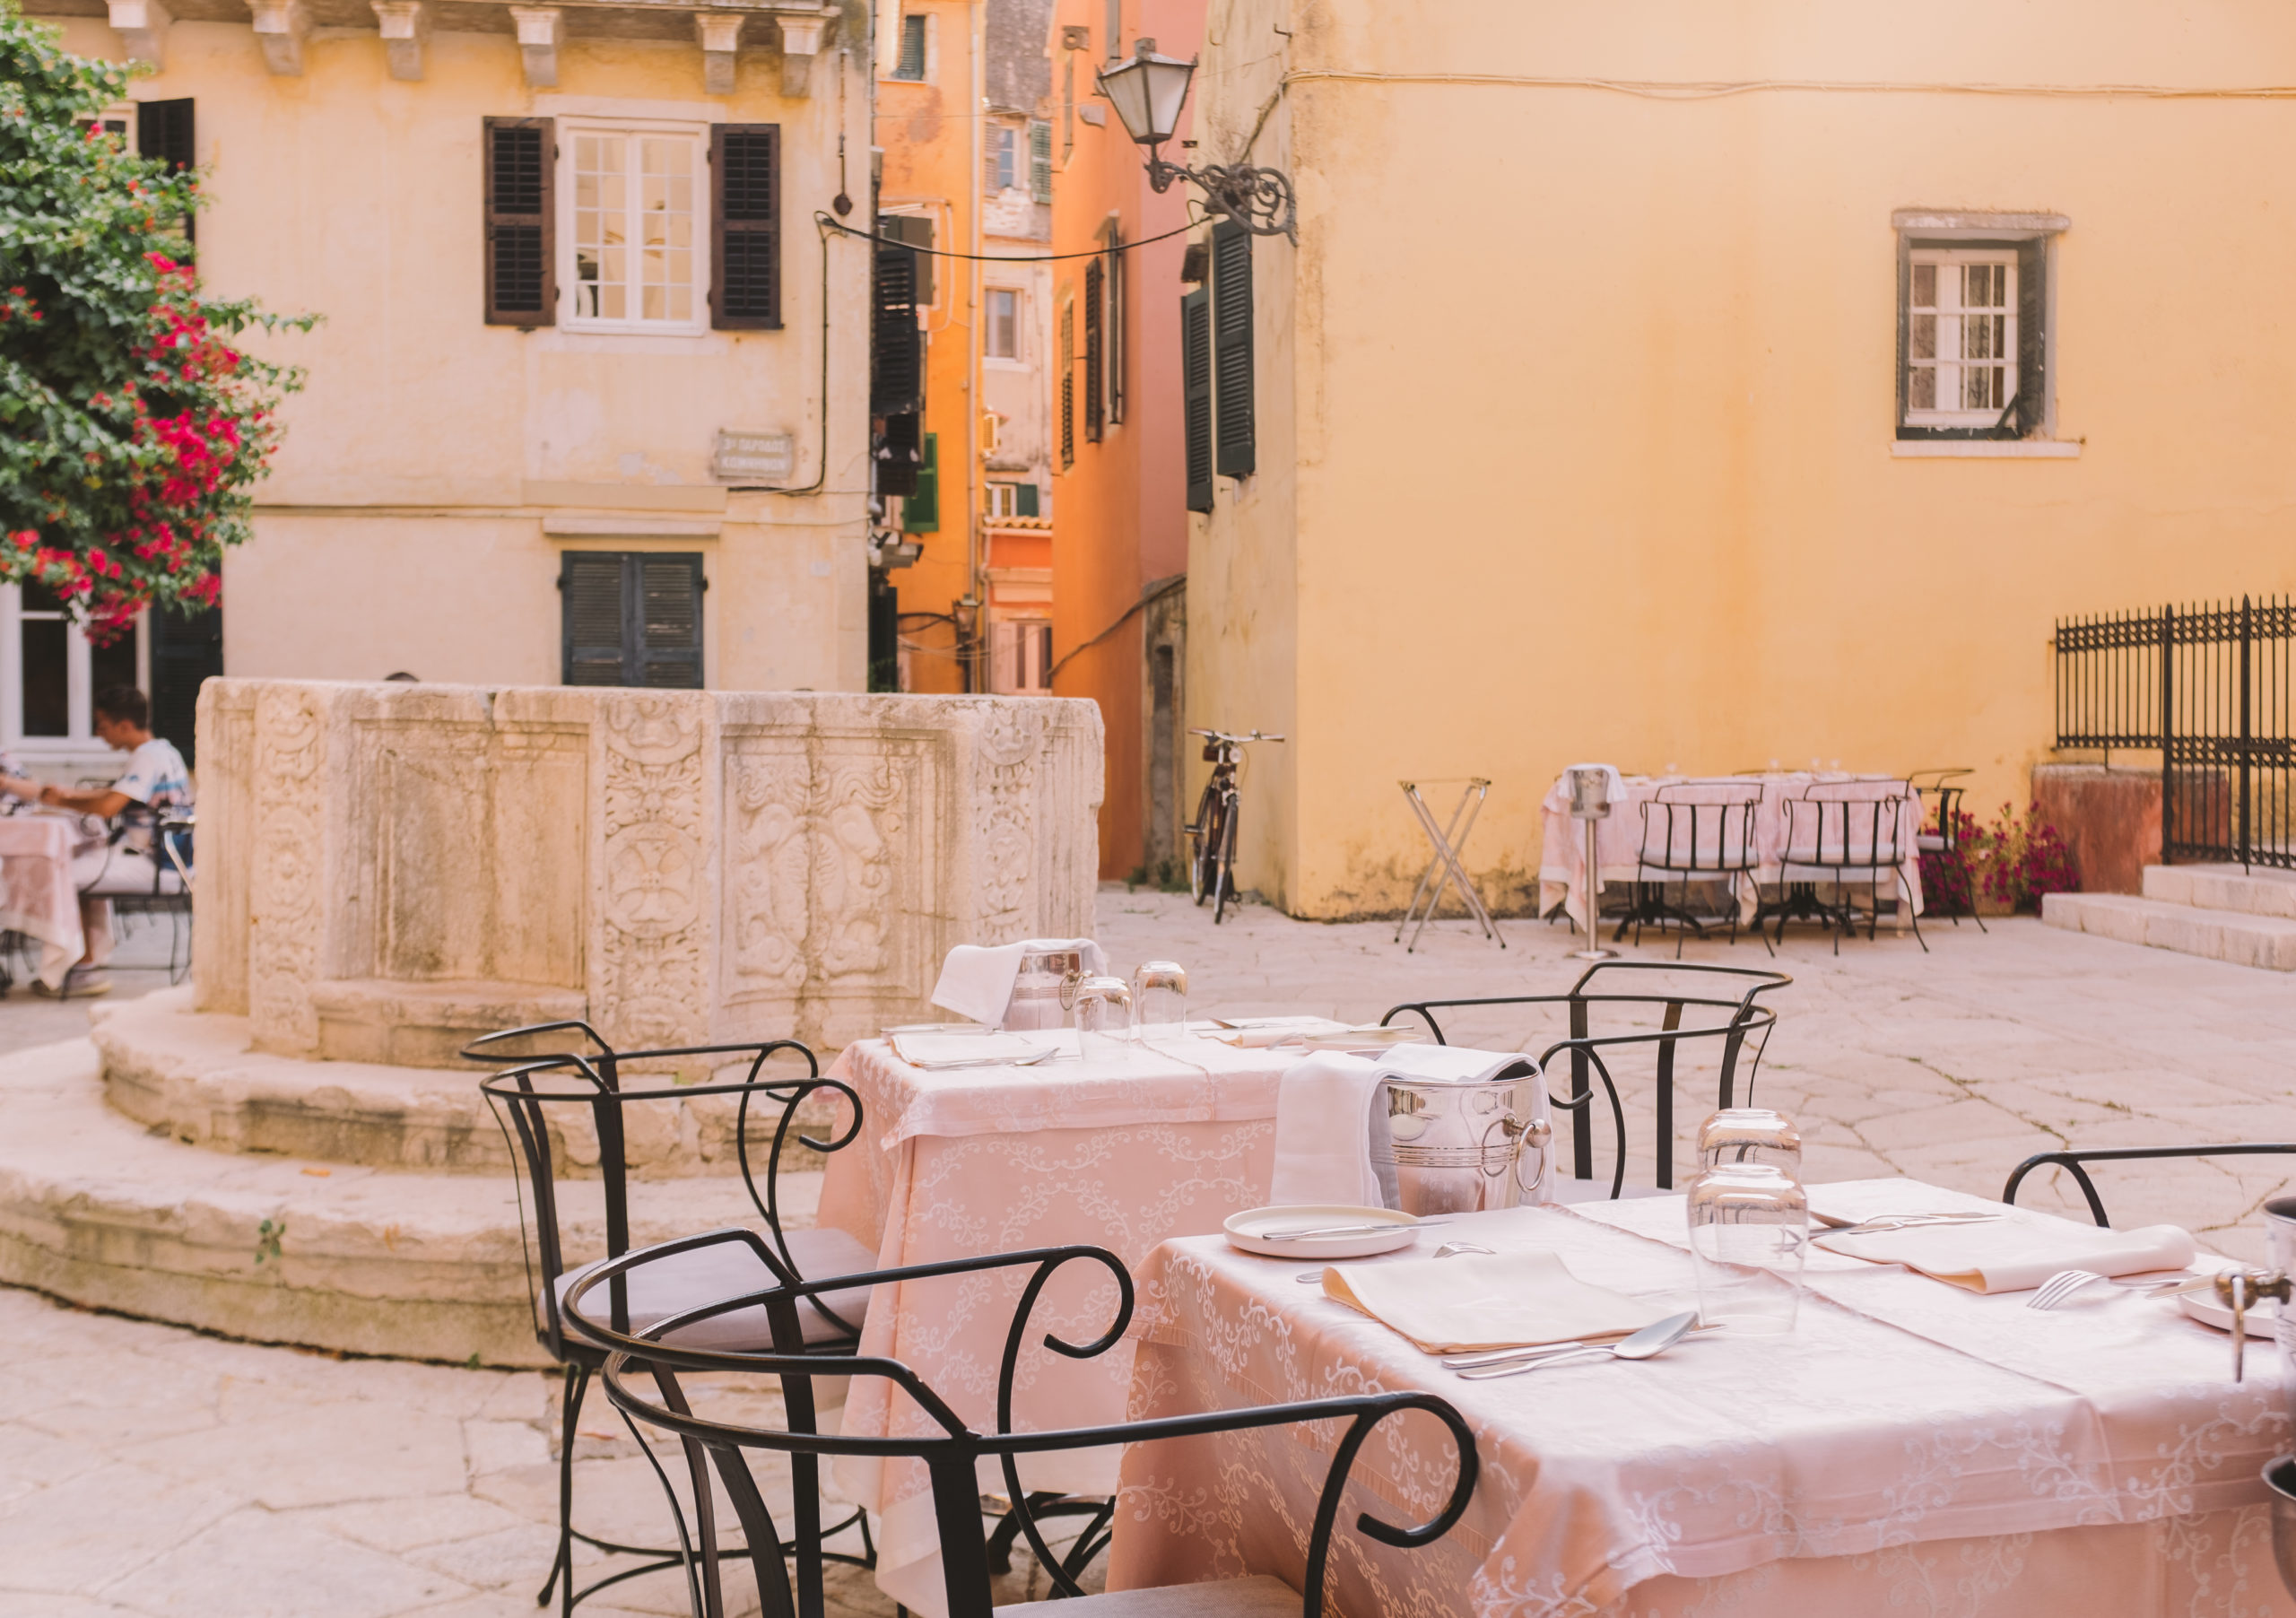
xmin=966 ymin=0 xmax=987 ymax=692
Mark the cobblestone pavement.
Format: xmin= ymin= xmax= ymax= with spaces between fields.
xmin=5 ymin=892 xmax=2295 ymax=1615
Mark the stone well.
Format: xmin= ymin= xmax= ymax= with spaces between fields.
xmin=0 ymin=680 xmax=1103 ymax=1365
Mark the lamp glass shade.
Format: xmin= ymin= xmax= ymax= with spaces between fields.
xmin=1097 ymin=49 xmax=1195 ymax=147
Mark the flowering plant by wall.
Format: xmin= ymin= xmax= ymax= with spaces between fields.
xmin=0 ymin=6 xmax=312 ymax=640
xmin=1920 ymin=800 xmax=2081 ymax=914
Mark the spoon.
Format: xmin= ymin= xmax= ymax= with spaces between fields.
xmin=1456 ymin=1310 xmax=1700 ymax=1379
xmin=1441 ymin=1320 xmax=1721 ymax=1370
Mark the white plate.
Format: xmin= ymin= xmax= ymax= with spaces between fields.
xmin=1224 ymin=1205 xmax=1423 ymax=1259
xmin=2179 ymin=1287 xmax=2278 ymax=1339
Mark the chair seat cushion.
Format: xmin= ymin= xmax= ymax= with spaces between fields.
xmin=1001 ymin=1574 xmax=1297 ymax=1618
xmin=556 ymin=1224 xmax=876 ymax=1353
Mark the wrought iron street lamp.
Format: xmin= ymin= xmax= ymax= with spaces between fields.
xmin=1095 ymin=42 xmax=1296 ymax=242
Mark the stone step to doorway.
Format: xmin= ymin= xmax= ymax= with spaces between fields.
xmin=2041 ymin=891 xmax=2296 ymax=971
xmin=2142 ymin=863 xmax=2296 ymax=918
xmin=0 ymin=1035 xmax=823 ymax=1367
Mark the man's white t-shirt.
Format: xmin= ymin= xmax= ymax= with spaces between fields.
xmin=110 ymin=736 xmax=193 ymax=853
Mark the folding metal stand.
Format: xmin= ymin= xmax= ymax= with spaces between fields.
xmin=1396 ymin=779 xmax=1504 ymax=951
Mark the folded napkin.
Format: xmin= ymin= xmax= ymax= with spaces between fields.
xmin=1268 ymin=1053 xmax=1396 ymax=1208
xmin=928 ymin=938 xmax=1106 ymax=1026
xmin=1213 ymin=1022 xmax=1417 ymax=1051
xmin=1821 ymin=1218 xmax=2196 ymax=1294
xmin=887 ymin=1029 xmax=1061 ymax=1070
xmin=1326 ymin=1249 xmax=1665 ymax=1353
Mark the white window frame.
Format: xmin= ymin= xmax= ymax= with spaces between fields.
xmin=989 ymin=617 xmax=1053 ymax=695
xmin=0 ymin=585 xmax=149 ymax=760
xmin=985 ymin=286 xmax=1023 ymax=361
xmin=1904 ymin=248 xmax=2017 ymax=430
xmin=557 ymin=117 xmax=710 ymax=337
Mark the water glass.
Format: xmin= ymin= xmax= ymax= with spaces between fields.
xmin=1697 ymin=1108 xmax=1802 ymax=1177
xmin=1072 ymin=975 xmax=1135 ymax=1060
xmin=1130 ymin=960 xmax=1188 ymax=1039
xmin=1686 ymin=1163 xmax=1807 ymax=1335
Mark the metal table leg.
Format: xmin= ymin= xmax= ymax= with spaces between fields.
xmin=1396 ymin=779 xmax=1504 ymax=951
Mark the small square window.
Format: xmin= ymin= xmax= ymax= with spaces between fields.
xmin=987 ymin=288 xmax=1021 ymax=359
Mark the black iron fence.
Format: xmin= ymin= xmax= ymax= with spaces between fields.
xmin=2053 ymin=596 xmax=2294 ymax=870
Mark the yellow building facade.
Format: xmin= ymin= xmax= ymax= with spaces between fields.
xmin=26 ymin=0 xmax=873 ymax=696
xmin=1186 ymin=0 xmax=2296 ymax=918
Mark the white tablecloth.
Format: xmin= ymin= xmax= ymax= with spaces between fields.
xmin=1538 ymin=772 xmax=1927 ymax=935
xmin=817 ymin=1029 xmax=1319 ymax=1615
xmin=0 ymin=813 xmax=100 ymax=989
xmin=1111 ymin=1179 xmax=2292 ymax=1617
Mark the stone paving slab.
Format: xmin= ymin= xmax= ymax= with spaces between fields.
xmin=5 ymin=894 xmax=2296 ymax=1614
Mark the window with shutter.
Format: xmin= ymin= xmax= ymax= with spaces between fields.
xmin=137 ymin=99 xmax=196 ymax=247
xmin=1015 ymin=483 xmax=1039 ymax=518
xmin=877 ymin=412 xmax=922 ymax=497
xmin=559 ymin=552 xmax=704 ymax=687
xmin=713 ymin=124 xmax=779 ymax=330
xmin=872 ymin=241 xmax=922 ymax=414
xmin=903 ymin=433 xmax=940 ymax=533
xmin=1083 ymin=257 xmax=1105 ymax=444
xmin=892 ymin=13 xmax=926 ymax=79
xmin=1181 ymin=286 xmax=1212 ymax=512
xmin=1029 ymin=121 xmax=1052 ymax=204
xmin=1894 ymin=226 xmax=2054 ymax=441
xmin=1058 ymin=299 xmax=1075 ymax=468
xmin=1101 ymin=229 xmax=1125 ymax=424
xmin=878 ymin=214 xmax=935 ymax=305
xmin=484 ymin=117 xmax=554 ymax=326
xmin=1212 ymin=221 xmax=1254 ymax=478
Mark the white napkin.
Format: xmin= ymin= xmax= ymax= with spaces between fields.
xmin=1326 ymin=1249 xmax=1665 ymax=1353
xmin=928 ymin=937 xmax=1106 ymax=1026
xmin=1822 ymin=1219 xmax=2197 ymax=1294
xmin=1268 ymin=1053 xmax=1396 ymax=1208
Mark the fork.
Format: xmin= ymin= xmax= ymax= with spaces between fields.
xmin=2026 ymin=1268 xmax=2219 ymax=1311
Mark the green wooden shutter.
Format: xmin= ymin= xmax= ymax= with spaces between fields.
xmin=712 ymin=124 xmax=780 ymax=330
xmin=635 ymin=555 xmax=704 ymax=688
xmin=1181 ymin=286 xmax=1213 ymax=512
xmin=484 ymin=117 xmax=554 ymax=326
xmin=904 ymin=433 xmax=940 ymax=533
xmin=1083 ymin=257 xmax=1105 ymax=443
xmin=561 ymin=553 xmax=628 ymax=684
xmin=2013 ymin=238 xmax=2047 ymax=439
xmin=1212 ymin=222 xmax=1254 ymax=478
xmin=1029 ymin=120 xmax=1052 ymax=203
xmin=1015 ymin=483 xmax=1039 ymax=518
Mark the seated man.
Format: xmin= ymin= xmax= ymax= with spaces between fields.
xmin=0 ymin=685 xmax=192 ymax=996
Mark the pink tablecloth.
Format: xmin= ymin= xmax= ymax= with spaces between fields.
xmin=1111 ymin=1179 xmax=2293 ymax=1617
xmin=0 ymin=813 xmax=91 ymax=989
xmin=817 ymin=1030 xmax=1308 ymax=1615
xmin=1538 ymin=772 xmax=1928 ymax=935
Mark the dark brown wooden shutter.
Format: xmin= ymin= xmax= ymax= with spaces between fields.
xmin=1212 ymin=221 xmax=1254 ymax=478
xmin=1181 ymin=286 xmax=1212 ymax=513
xmin=636 ymin=556 xmax=705 ymax=686
xmin=2013 ymin=238 xmax=2047 ymax=439
xmin=872 ymin=241 xmax=922 ymax=415
xmin=484 ymin=117 xmax=553 ymax=326
xmin=876 ymin=411 xmax=921 ymax=497
xmin=137 ymin=99 xmax=196 ymax=247
xmin=1083 ymin=256 xmax=1105 ymax=443
xmin=561 ymin=553 xmax=626 ymax=684
xmin=560 ymin=553 xmax=705 ymax=686
xmin=713 ymin=124 xmax=779 ymax=330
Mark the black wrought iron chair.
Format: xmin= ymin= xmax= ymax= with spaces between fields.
xmin=1616 ymin=783 xmax=1767 ymax=957
xmin=2003 ymin=1144 xmax=2296 ymax=1225
xmin=89 ymin=808 xmax=196 ymax=984
xmin=1383 ymin=960 xmax=1789 ymax=1198
xmin=1768 ymin=784 xmax=1927 ymax=953
xmin=466 ymin=1022 xmax=876 ymax=1616
xmin=1909 ymin=769 xmax=1986 ymax=933
xmin=564 ymin=1229 xmax=1480 ymax=1618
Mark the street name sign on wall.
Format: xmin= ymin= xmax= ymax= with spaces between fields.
xmin=713 ymin=430 xmax=795 ymax=483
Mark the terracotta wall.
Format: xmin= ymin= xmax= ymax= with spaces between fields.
xmin=2031 ymin=764 xmax=2161 ymax=895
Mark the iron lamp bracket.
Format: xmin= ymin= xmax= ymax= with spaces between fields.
xmin=1145 ymin=150 xmax=1296 ymax=243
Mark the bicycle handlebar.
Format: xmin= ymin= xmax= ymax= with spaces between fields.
xmin=1189 ymin=729 xmax=1286 ymax=744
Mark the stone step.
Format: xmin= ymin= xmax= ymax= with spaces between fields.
xmin=2041 ymin=892 xmax=2296 ymax=971
xmin=94 ymin=988 xmax=836 ymax=1176
xmin=0 ymin=1035 xmax=825 ymax=1368
xmin=2142 ymin=863 xmax=2296 ymax=919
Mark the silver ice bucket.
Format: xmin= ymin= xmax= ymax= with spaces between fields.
xmin=1004 ymin=949 xmax=1085 ymax=1031
xmin=1376 ymin=1060 xmax=1552 ymax=1218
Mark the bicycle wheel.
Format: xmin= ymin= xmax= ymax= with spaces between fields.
xmin=1212 ymin=795 xmax=1240 ymax=924
xmin=1189 ymin=787 xmax=1226 ymax=907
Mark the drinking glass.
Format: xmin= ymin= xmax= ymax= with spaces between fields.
xmin=1130 ymin=960 xmax=1188 ymax=1040
xmin=1073 ymin=975 xmax=1135 ymax=1061
xmin=1696 ymin=1108 xmax=1802 ymax=1177
xmin=1686 ymin=1162 xmax=1807 ymax=1335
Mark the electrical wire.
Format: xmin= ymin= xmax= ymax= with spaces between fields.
xmin=816 ymin=209 xmax=1205 ymax=265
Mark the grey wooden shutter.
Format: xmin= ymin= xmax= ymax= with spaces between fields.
xmin=561 ymin=553 xmax=628 ymax=684
xmin=484 ymin=117 xmax=554 ymax=326
xmin=1029 ymin=120 xmax=1052 ymax=203
xmin=137 ymin=99 xmax=196 ymax=246
xmin=1083 ymin=256 xmax=1105 ymax=443
xmin=713 ymin=124 xmax=779 ymax=330
xmin=1212 ymin=221 xmax=1254 ymax=477
xmin=1182 ymin=286 xmax=1213 ymax=512
xmin=872 ymin=242 xmax=922 ymax=415
xmin=635 ymin=555 xmax=705 ymax=687
xmin=2013 ymin=238 xmax=2047 ymax=439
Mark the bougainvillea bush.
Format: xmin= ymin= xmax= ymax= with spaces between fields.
xmin=0 ymin=4 xmax=309 ymax=639
xmin=1921 ymin=800 xmax=2081 ymax=914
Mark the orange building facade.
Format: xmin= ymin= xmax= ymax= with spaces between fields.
xmin=1044 ymin=0 xmax=1201 ymax=879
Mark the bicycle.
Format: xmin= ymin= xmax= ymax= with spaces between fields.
xmin=1183 ymin=728 xmax=1283 ymax=923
